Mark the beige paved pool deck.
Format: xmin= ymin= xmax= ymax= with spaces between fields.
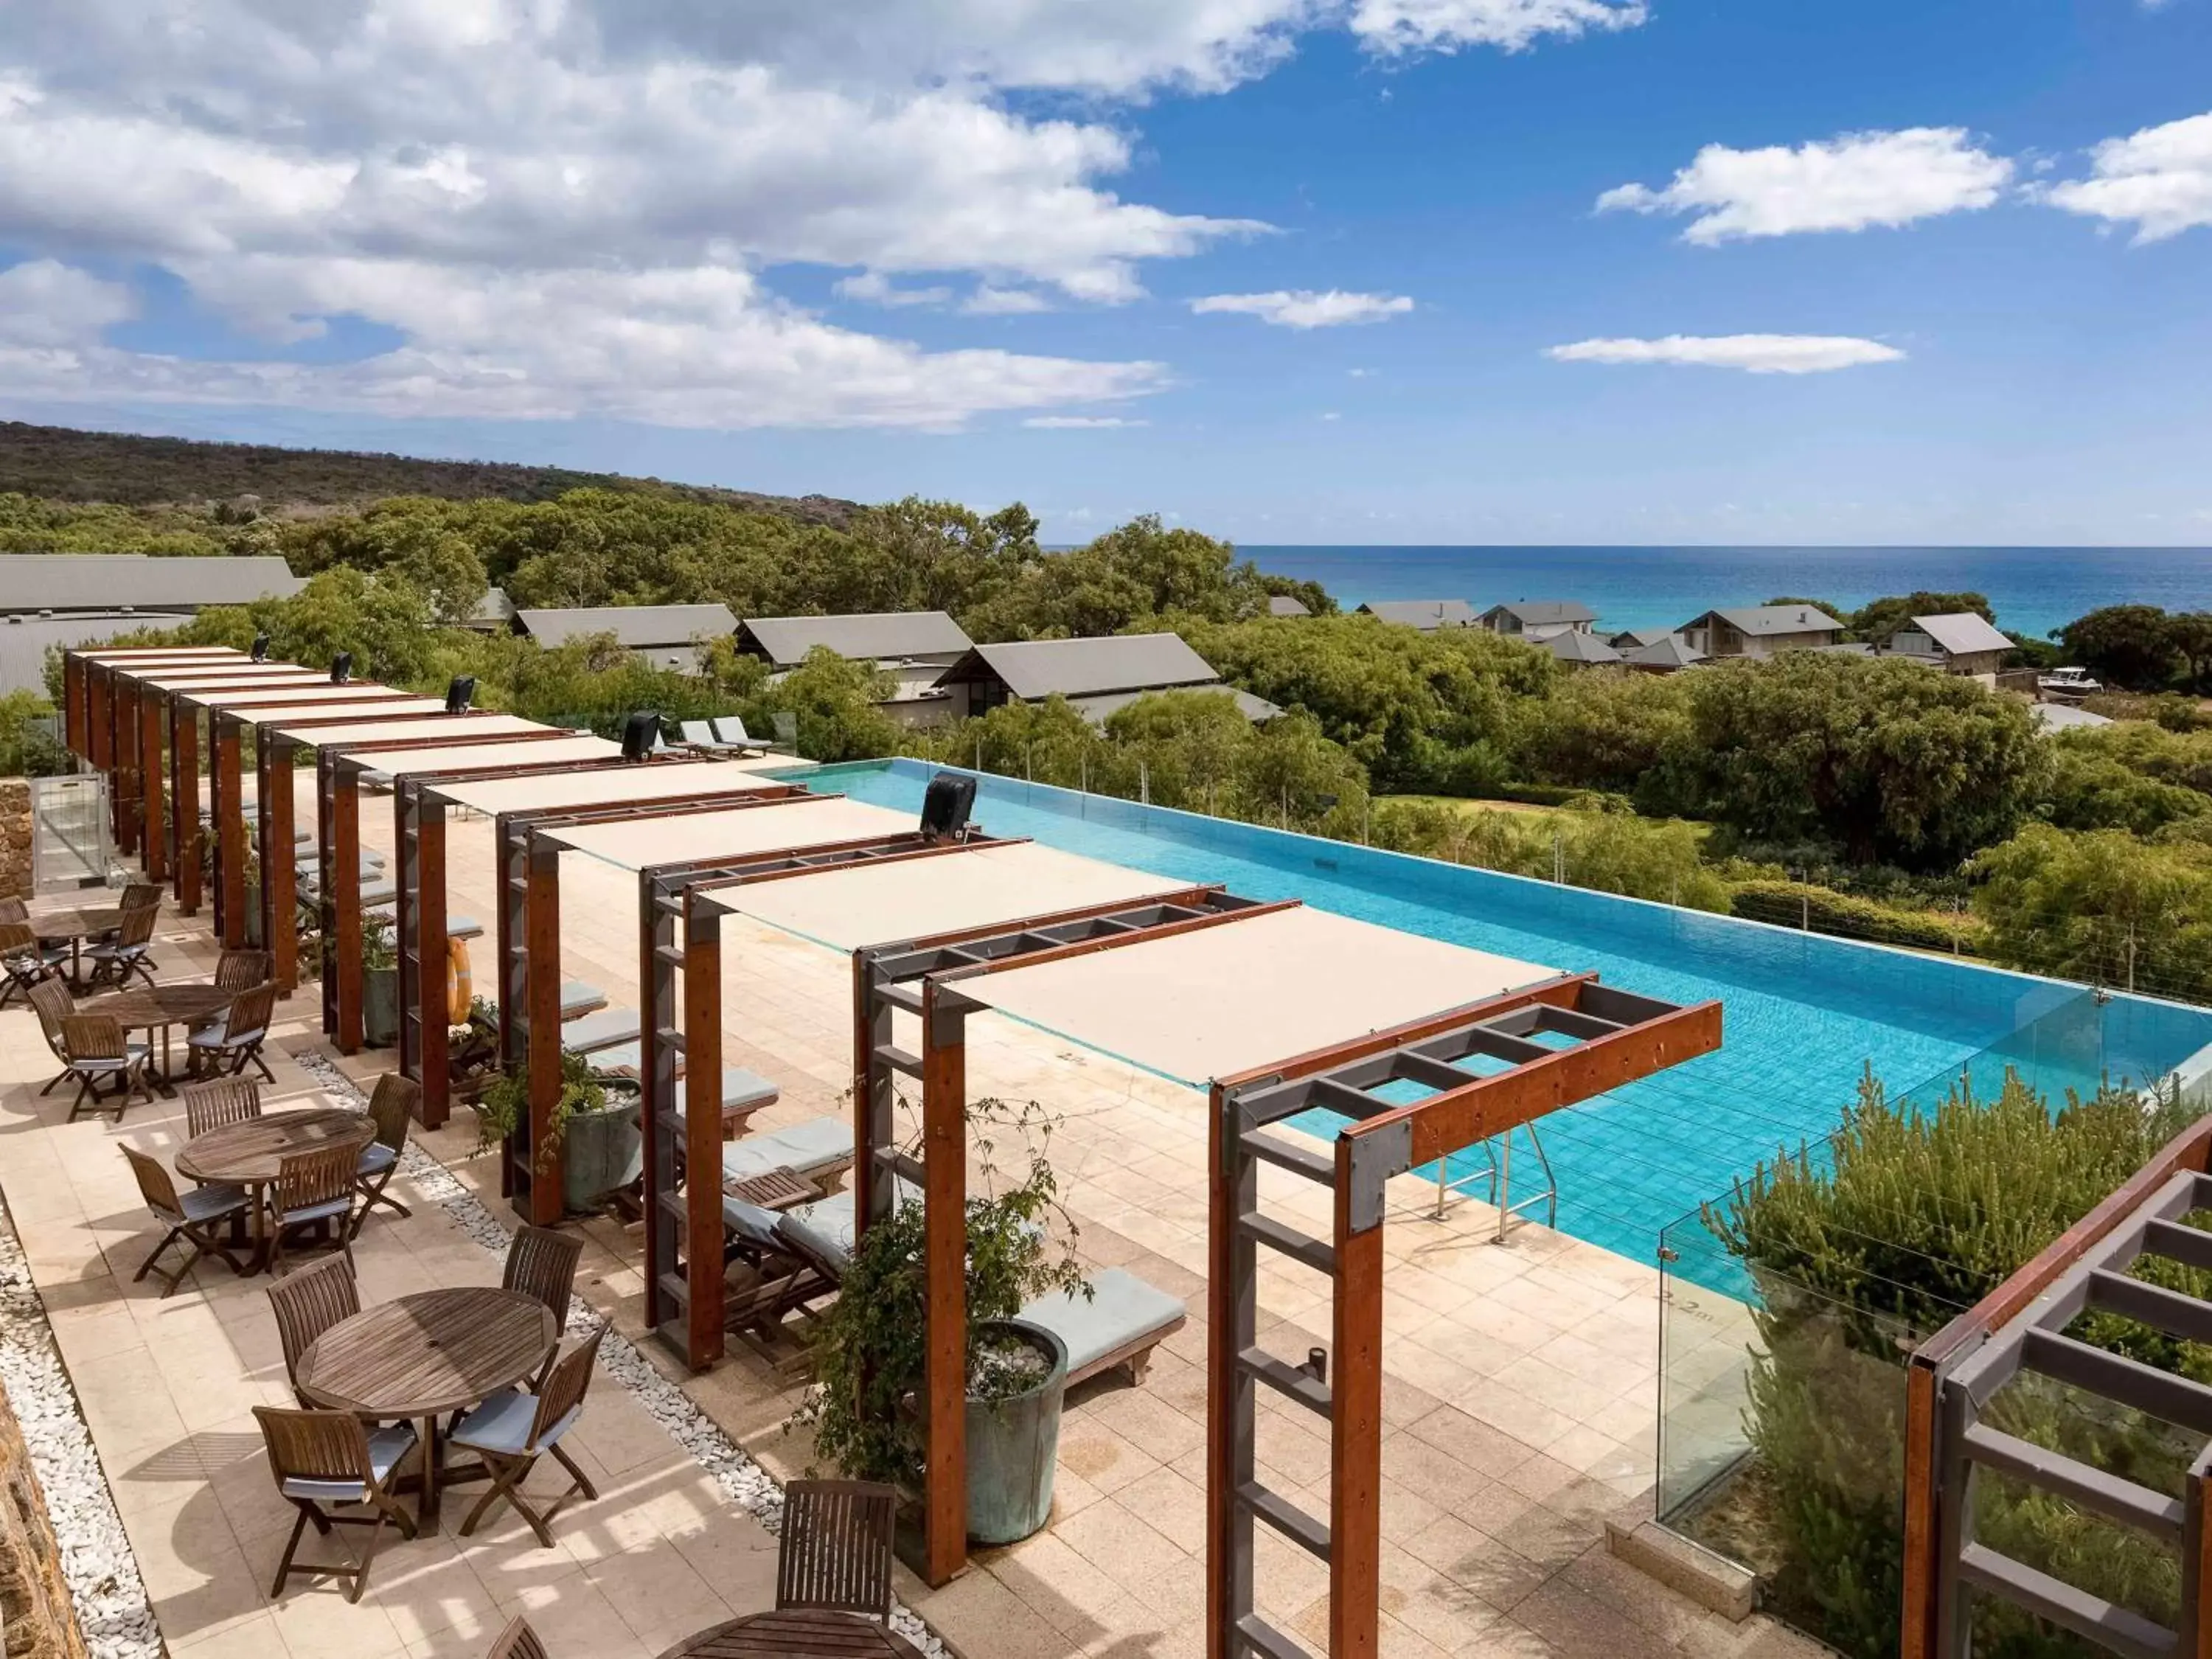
xmin=0 ymin=773 xmax=1803 ymax=1659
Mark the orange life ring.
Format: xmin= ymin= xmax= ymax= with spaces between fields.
xmin=447 ymin=936 xmax=473 ymax=1025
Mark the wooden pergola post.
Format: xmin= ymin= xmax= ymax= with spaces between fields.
xmin=114 ymin=675 xmax=140 ymax=857
xmin=918 ymin=979 xmax=970 ymax=1589
xmin=675 ymin=897 xmax=725 ymax=1359
xmin=63 ymin=653 xmax=84 ymax=758
xmin=260 ymin=733 xmax=299 ymax=991
xmin=330 ymin=756 xmax=364 ymax=1051
xmin=212 ymin=716 xmax=246 ymax=944
xmin=400 ymin=793 xmax=450 ymax=1121
xmin=171 ymin=700 xmax=201 ymax=910
xmin=523 ymin=835 xmax=565 ymax=1224
xmin=138 ymin=684 xmax=167 ymax=881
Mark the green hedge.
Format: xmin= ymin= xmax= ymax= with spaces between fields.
xmin=1728 ymin=879 xmax=1980 ymax=953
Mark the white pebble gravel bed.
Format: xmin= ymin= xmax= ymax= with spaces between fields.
xmin=0 ymin=1195 xmax=166 ymax=1659
xmin=296 ymin=1051 xmax=949 ymax=1658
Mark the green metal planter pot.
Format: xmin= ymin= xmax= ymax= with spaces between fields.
xmin=561 ymin=1091 xmax=643 ymax=1214
xmin=363 ymin=966 xmax=399 ymax=1047
xmin=966 ymin=1319 xmax=1067 ymax=1546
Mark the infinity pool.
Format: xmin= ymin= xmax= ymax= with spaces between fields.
xmin=794 ymin=760 xmax=2212 ymax=1265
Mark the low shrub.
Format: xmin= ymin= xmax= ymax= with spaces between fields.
xmin=1727 ymin=879 xmax=1980 ymax=953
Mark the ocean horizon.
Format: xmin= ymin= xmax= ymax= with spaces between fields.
xmin=1240 ymin=545 xmax=2212 ymax=643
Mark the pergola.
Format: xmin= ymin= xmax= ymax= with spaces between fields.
xmin=208 ymin=694 xmax=451 ymax=948
xmin=314 ymin=731 xmax=626 ymax=1057
xmin=255 ymin=709 xmax=568 ymax=993
xmin=509 ymin=794 xmax=914 ymax=1228
xmin=119 ymin=662 xmax=334 ymax=884
xmin=177 ymin=682 xmax=429 ymax=922
xmin=839 ymin=893 xmax=1722 ymax=1630
xmin=396 ymin=761 xmax=804 ymax=1130
xmin=65 ymin=645 xmax=236 ymax=774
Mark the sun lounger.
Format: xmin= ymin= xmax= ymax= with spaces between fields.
xmin=611 ymin=1069 xmax=785 ymax=1189
xmin=560 ymin=1007 xmax=641 ymax=1054
xmin=709 ymin=717 xmax=766 ymax=754
xmin=365 ymin=903 xmax=482 ymax=942
xmin=560 ymin=981 xmax=608 ymax=1021
xmin=1018 ymin=1267 xmax=1186 ymax=1388
xmin=718 ymin=1194 xmax=839 ymax=1368
xmin=771 ymin=1178 xmax=919 ymax=1275
xmin=723 ymin=1116 xmax=853 ymax=1187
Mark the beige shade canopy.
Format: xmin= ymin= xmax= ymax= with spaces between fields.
xmin=549 ymin=795 xmax=911 ymax=871
xmin=427 ymin=760 xmax=787 ymax=815
xmin=133 ymin=665 xmax=333 ymax=689
xmin=954 ymin=905 xmax=1561 ymax=1088
xmin=181 ymin=684 xmax=426 ymax=711
xmin=268 ymin=710 xmax=551 ymax=746
xmin=83 ymin=646 xmax=240 ymax=658
xmin=706 ymin=841 xmax=1193 ymax=953
xmin=334 ymin=734 xmax=620 ymax=777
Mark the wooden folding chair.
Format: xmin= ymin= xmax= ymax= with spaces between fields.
xmin=84 ymin=902 xmax=158 ymax=990
xmin=26 ymin=979 xmax=75 ymax=1096
xmin=120 ymin=1147 xmax=248 ymax=1297
xmin=352 ymin=1074 xmax=420 ymax=1237
xmin=269 ymin=1143 xmax=359 ymax=1276
xmin=776 ymin=1479 xmax=897 ymax=1621
xmin=451 ymin=1323 xmax=606 ymax=1545
xmin=502 ymin=1225 xmax=582 ymax=1326
xmin=119 ymin=882 xmax=164 ymax=912
xmin=187 ymin=979 xmax=276 ymax=1082
xmin=251 ymin=1406 xmax=418 ymax=1602
xmin=0 ymin=921 xmax=66 ymax=1009
xmin=183 ymin=1076 xmax=263 ymax=1138
xmin=268 ymin=1255 xmax=361 ymax=1406
xmin=485 ymin=1617 xmax=550 ymax=1659
xmin=61 ymin=1014 xmax=152 ymax=1120
xmin=213 ymin=948 xmax=274 ymax=992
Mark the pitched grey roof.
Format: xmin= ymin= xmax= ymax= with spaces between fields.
xmin=470 ymin=587 xmax=516 ymax=627
xmin=1547 ymin=631 xmax=1622 ymax=665
xmin=1065 ymin=686 xmax=1284 ymax=725
xmin=737 ymin=611 xmax=973 ymax=667
xmin=511 ymin=603 xmax=738 ymax=649
xmin=1689 ymin=604 xmax=1846 ymax=636
xmin=0 ymin=553 xmax=303 ymax=613
xmin=1625 ymin=636 xmax=1708 ymax=670
xmin=1357 ymin=599 xmax=1476 ymax=630
xmin=1908 ymin=613 xmax=2013 ymax=657
xmin=1484 ymin=601 xmax=1596 ymax=627
xmin=1267 ymin=596 xmax=1312 ymax=618
xmin=1610 ymin=627 xmax=1675 ymax=650
xmin=947 ymin=633 xmax=1222 ymax=700
xmin=2032 ymin=702 xmax=2114 ymax=732
xmin=0 ymin=611 xmax=187 ymax=696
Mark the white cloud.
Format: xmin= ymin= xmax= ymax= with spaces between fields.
xmin=2043 ymin=111 xmax=2212 ymax=243
xmin=964 ymin=285 xmax=1052 ymax=315
xmin=1190 ymin=289 xmax=1415 ymax=328
xmin=1352 ymin=0 xmax=1646 ymax=55
xmin=1023 ymin=415 xmax=1150 ymax=428
xmin=0 ymin=259 xmax=136 ymax=346
xmin=835 ymin=271 xmax=956 ymax=308
xmin=1598 ymin=128 xmax=2013 ymax=243
xmin=1546 ymin=334 xmax=1907 ymax=374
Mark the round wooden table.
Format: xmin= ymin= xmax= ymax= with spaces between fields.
xmin=176 ymin=1107 xmax=375 ymax=1271
xmin=100 ymin=984 xmax=232 ymax=1096
xmin=297 ymin=1287 xmax=557 ymax=1524
xmin=31 ymin=906 xmax=123 ymax=990
xmin=657 ymin=1610 xmax=924 ymax=1658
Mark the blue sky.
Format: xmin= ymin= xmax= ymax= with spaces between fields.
xmin=0 ymin=0 xmax=2207 ymax=545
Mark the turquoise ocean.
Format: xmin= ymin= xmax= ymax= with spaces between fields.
xmin=1242 ymin=545 xmax=2212 ymax=642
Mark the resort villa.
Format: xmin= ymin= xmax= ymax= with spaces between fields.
xmin=2 ymin=639 xmax=2208 ymax=1659
xmin=1478 ymin=602 xmax=1598 ymax=643
xmin=1675 ymin=605 xmax=1847 ymax=658
xmin=509 ymin=603 xmax=741 ymax=673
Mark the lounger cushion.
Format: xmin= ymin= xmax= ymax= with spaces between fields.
xmin=560 ymin=1007 xmax=641 ymax=1052
xmin=673 ymin=1068 xmax=779 ymax=1119
xmin=1018 ymin=1268 xmax=1186 ymax=1381
xmin=560 ymin=981 xmax=608 ymax=1020
xmin=774 ymin=1178 xmax=922 ymax=1273
xmin=722 ymin=1117 xmax=852 ymax=1184
xmin=679 ymin=720 xmax=722 ymax=748
xmin=711 ymin=717 xmax=757 ymax=746
xmin=721 ymin=1196 xmax=785 ymax=1253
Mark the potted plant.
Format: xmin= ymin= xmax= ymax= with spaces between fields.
xmin=798 ymin=1096 xmax=1087 ymax=1548
xmin=471 ymin=1048 xmax=642 ymax=1213
xmin=361 ymin=911 xmax=400 ymax=1046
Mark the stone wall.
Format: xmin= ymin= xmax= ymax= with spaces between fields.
xmin=0 ymin=779 xmax=29 ymax=902
xmin=0 ymin=1386 xmax=86 ymax=1659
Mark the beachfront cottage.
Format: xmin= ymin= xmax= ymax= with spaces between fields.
xmin=1886 ymin=612 xmax=2014 ymax=679
xmin=1478 ymin=600 xmax=1597 ymax=642
xmin=1267 ymin=595 xmax=1313 ymax=617
xmin=1609 ymin=626 xmax=1676 ymax=651
xmin=1677 ymin=604 xmax=1847 ymax=658
xmin=1624 ymin=635 xmax=1708 ymax=674
xmin=1356 ymin=599 xmax=1477 ymax=630
xmin=734 ymin=610 xmax=975 ymax=724
xmin=935 ymin=633 xmax=1283 ymax=724
xmin=510 ymin=602 xmax=739 ymax=672
xmin=1546 ymin=631 xmax=1623 ymax=669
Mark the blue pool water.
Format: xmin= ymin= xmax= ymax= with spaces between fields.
xmin=794 ymin=760 xmax=2212 ymax=1267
